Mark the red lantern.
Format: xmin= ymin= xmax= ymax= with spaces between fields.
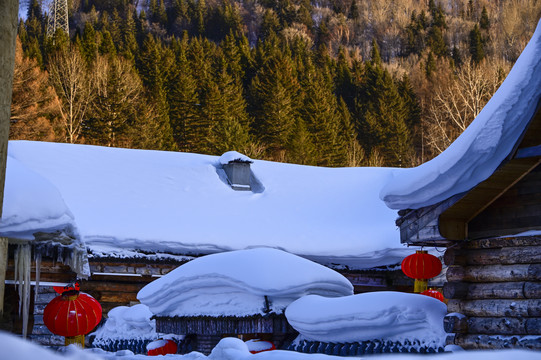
xmin=147 ymin=339 xmax=178 ymax=356
xmin=401 ymin=250 xmax=442 ymax=293
xmin=43 ymin=289 xmax=102 ymax=347
xmin=421 ymin=289 xmax=445 ymax=302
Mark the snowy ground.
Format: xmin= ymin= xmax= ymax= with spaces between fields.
xmin=2 ymin=332 xmax=541 ymax=360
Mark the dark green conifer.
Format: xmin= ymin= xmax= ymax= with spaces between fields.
xmin=469 ymin=24 xmax=484 ymax=64
xmin=480 ymin=6 xmax=490 ymax=30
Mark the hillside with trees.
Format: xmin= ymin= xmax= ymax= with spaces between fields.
xmin=11 ymin=0 xmax=541 ymax=167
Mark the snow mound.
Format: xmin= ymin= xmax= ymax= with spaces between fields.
xmin=381 ymin=19 xmax=541 ymax=210
xmin=137 ymin=248 xmax=354 ymax=317
xmin=0 ymin=156 xmax=77 ymax=240
xmin=92 ymin=304 xmax=156 ymax=342
xmin=285 ymin=292 xmax=447 ymax=346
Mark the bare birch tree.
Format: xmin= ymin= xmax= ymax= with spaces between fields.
xmin=49 ymin=47 xmax=94 ymax=143
xmin=424 ymin=58 xmax=510 ymax=155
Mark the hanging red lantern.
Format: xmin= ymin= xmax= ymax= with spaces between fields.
xmin=421 ymin=289 xmax=445 ymax=302
xmin=147 ymin=339 xmax=178 ymax=356
xmin=43 ymin=289 xmax=102 ymax=347
xmin=401 ymin=250 xmax=442 ymax=293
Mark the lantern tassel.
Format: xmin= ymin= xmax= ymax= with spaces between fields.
xmin=65 ymin=335 xmax=85 ymax=348
xmin=414 ymin=279 xmax=428 ymax=293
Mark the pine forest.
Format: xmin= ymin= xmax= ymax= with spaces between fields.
xmin=11 ymin=0 xmax=541 ymax=167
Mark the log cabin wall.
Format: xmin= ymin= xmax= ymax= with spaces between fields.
xmin=443 ymin=235 xmax=541 ymax=350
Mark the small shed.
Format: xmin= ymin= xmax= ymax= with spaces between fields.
xmin=137 ymin=248 xmax=354 ymax=354
xmin=380 ymin=19 xmax=541 ymax=350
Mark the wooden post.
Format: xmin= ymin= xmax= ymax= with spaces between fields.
xmin=0 ymin=0 xmax=19 ymax=316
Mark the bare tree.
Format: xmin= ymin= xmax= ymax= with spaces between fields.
xmin=48 ymin=47 xmax=94 ymax=143
xmin=424 ymin=58 xmax=510 ymax=155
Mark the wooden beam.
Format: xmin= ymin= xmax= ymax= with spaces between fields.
xmin=516 ymin=145 xmax=541 ymax=159
xmin=440 ymin=158 xmax=541 ymax=239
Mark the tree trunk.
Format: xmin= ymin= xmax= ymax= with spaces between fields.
xmin=0 ymin=0 xmax=19 ymax=317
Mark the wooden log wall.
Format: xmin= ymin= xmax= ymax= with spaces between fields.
xmin=443 ymin=236 xmax=541 ymax=350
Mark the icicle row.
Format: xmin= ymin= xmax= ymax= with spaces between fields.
xmin=14 ymin=244 xmax=31 ymax=338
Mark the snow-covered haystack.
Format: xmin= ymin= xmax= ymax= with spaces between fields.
xmin=285 ymin=292 xmax=447 ymax=354
xmin=91 ymin=304 xmax=158 ymax=354
xmin=138 ymin=248 xmax=354 ymax=317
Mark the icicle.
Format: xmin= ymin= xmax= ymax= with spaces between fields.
xmin=14 ymin=244 xmax=31 ymax=338
xmin=34 ymin=252 xmax=41 ymax=306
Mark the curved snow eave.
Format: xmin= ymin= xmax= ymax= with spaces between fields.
xmin=380 ymin=19 xmax=541 ymax=211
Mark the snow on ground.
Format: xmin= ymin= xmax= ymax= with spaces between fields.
xmin=91 ymin=304 xmax=157 ymax=343
xmin=137 ymin=248 xmax=353 ymax=317
xmin=285 ymin=292 xmax=446 ymax=346
xmin=5 ymin=140 xmax=407 ymax=269
xmin=380 ymin=18 xmax=541 ymax=210
xmin=2 ymin=331 xmax=541 ymax=360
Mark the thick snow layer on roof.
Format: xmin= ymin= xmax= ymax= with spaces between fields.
xmin=7 ymin=140 xmax=404 ymax=269
xmin=0 ymin=156 xmax=77 ymax=240
xmin=137 ymin=248 xmax=353 ymax=317
xmin=380 ymin=19 xmax=541 ymax=210
xmin=285 ymin=292 xmax=446 ymax=345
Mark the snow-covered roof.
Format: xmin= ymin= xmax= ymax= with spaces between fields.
xmin=285 ymin=292 xmax=446 ymax=345
xmin=1 ymin=156 xmax=77 ymax=240
xmin=137 ymin=248 xmax=354 ymax=317
xmin=3 ymin=140 xmax=408 ymax=269
xmin=380 ymin=19 xmax=541 ymax=210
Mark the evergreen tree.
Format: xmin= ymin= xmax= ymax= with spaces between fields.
xmin=428 ymin=26 xmax=448 ymax=57
xmin=469 ymin=24 xmax=484 ymax=64
xmin=81 ymin=22 xmax=98 ymax=64
xmin=425 ymin=51 xmax=436 ymax=78
xmin=249 ymin=51 xmax=301 ymax=160
xmin=480 ymin=6 xmax=490 ymax=30
xmin=354 ymin=43 xmax=413 ymax=166
xmin=205 ymin=69 xmax=252 ymax=154
xmin=99 ymin=29 xmax=116 ymax=55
